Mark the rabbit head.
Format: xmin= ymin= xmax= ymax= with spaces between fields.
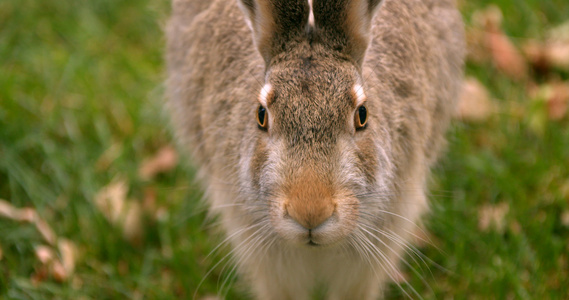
xmin=237 ymin=0 xmax=393 ymax=247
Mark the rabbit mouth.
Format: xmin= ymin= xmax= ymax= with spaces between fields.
xmin=307 ymin=240 xmax=320 ymax=247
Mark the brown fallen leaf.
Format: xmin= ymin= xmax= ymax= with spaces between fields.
xmin=35 ymin=245 xmax=55 ymax=264
xmin=93 ymin=180 xmax=128 ymax=224
xmin=456 ymin=77 xmax=495 ymax=121
xmin=139 ymin=145 xmax=178 ymax=180
xmin=51 ymin=260 xmax=68 ymax=282
xmin=544 ymin=41 xmax=569 ymax=71
xmin=0 ymin=199 xmax=36 ymax=222
xmin=524 ymin=40 xmax=569 ymax=73
xmin=547 ymin=21 xmax=569 ymax=70
xmin=122 ymin=201 xmax=143 ymax=244
xmin=93 ymin=180 xmax=144 ymax=243
xmin=34 ymin=244 xmax=73 ymax=283
xmin=0 ymin=199 xmax=57 ymax=245
xmin=479 ymin=202 xmax=510 ymax=232
xmin=561 ymin=211 xmax=569 ymax=227
xmin=487 ymin=30 xmax=528 ymax=80
xmin=0 ymin=244 xmax=3 ymax=261
xmin=472 ymin=5 xmax=528 ymax=80
xmin=35 ymin=216 xmax=58 ymax=246
xmin=547 ymin=82 xmax=569 ymax=120
xmin=529 ymin=82 xmax=569 ymax=121
xmin=58 ymin=239 xmax=77 ymax=277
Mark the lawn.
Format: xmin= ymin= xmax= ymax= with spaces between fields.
xmin=1 ymin=0 xmax=568 ymax=299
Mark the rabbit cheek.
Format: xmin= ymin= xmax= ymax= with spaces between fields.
xmin=248 ymin=139 xmax=269 ymax=190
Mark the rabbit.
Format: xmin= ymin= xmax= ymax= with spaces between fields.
xmin=166 ymin=0 xmax=464 ymax=298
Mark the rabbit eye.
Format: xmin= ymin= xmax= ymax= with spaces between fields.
xmin=355 ymin=105 xmax=367 ymax=130
xmin=257 ymin=105 xmax=268 ymax=130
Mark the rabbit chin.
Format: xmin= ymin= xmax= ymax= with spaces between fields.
xmin=270 ymin=204 xmax=358 ymax=247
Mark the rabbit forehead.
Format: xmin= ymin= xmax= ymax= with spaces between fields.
xmin=266 ymin=59 xmax=358 ymax=114
xmin=267 ymin=77 xmax=355 ymax=146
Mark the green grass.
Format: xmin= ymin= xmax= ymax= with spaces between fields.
xmin=1 ymin=0 xmax=568 ymax=299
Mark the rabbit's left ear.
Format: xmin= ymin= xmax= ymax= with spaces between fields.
xmin=311 ymin=0 xmax=383 ymax=66
xmin=238 ymin=0 xmax=310 ymax=64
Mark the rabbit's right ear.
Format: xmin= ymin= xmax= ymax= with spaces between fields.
xmin=312 ymin=0 xmax=383 ymax=66
xmin=237 ymin=0 xmax=310 ymax=64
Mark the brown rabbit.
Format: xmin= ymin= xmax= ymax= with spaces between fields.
xmin=166 ymin=0 xmax=464 ymax=298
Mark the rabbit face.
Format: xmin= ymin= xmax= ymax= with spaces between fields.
xmin=242 ymin=46 xmax=394 ymax=247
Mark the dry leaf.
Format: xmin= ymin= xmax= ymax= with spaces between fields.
xmin=456 ymin=77 xmax=494 ymax=121
xmin=0 ymin=199 xmax=57 ymax=245
xmin=122 ymin=201 xmax=143 ymax=244
xmin=35 ymin=216 xmax=57 ymax=246
xmin=561 ymin=211 xmax=569 ymax=227
xmin=530 ymin=82 xmax=569 ymax=120
xmin=472 ymin=5 xmax=527 ymax=80
xmin=479 ymin=202 xmax=510 ymax=232
xmin=547 ymin=82 xmax=569 ymax=120
xmin=58 ymin=239 xmax=77 ymax=276
xmin=524 ymin=41 xmax=569 ymax=73
xmin=51 ymin=260 xmax=68 ymax=282
xmin=139 ymin=146 xmax=178 ymax=180
xmin=93 ymin=180 xmax=144 ymax=243
xmin=549 ymin=20 xmax=569 ymax=41
xmin=0 ymin=199 xmax=36 ymax=222
xmin=487 ymin=30 xmax=528 ymax=80
xmin=0 ymin=244 xmax=4 ymax=261
xmin=35 ymin=245 xmax=55 ymax=264
xmin=545 ymin=41 xmax=569 ymax=70
xmin=547 ymin=21 xmax=569 ymax=70
xmin=94 ymin=180 xmax=128 ymax=224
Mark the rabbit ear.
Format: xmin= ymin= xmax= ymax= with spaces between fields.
xmin=311 ymin=0 xmax=383 ymax=65
xmin=238 ymin=0 xmax=310 ymax=64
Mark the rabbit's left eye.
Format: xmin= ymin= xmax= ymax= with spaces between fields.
xmin=355 ymin=105 xmax=367 ymax=130
xmin=257 ymin=105 xmax=268 ymax=130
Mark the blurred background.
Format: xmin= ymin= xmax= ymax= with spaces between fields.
xmin=1 ymin=0 xmax=568 ymax=298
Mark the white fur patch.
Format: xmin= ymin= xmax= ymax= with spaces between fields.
xmin=259 ymin=84 xmax=272 ymax=106
xmin=308 ymin=0 xmax=315 ymax=27
xmin=353 ymin=84 xmax=366 ymax=106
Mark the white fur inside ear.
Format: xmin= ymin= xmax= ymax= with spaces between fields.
xmin=353 ymin=84 xmax=366 ymax=106
xmin=308 ymin=0 xmax=315 ymax=27
xmin=259 ymin=84 xmax=272 ymax=106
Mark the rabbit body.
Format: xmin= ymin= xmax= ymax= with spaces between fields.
xmin=166 ymin=0 xmax=464 ymax=298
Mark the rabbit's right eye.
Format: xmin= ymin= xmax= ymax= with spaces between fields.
xmin=257 ymin=105 xmax=268 ymax=130
xmin=355 ymin=105 xmax=367 ymax=130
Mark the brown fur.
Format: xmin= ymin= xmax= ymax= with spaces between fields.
xmin=166 ymin=0 xmax=464 ymax=298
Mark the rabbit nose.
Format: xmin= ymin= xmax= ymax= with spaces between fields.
xmin=284 ymin=168 xmax=336 ymax=229
xmin=286 ymin=198 xmax=335 ymax=230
